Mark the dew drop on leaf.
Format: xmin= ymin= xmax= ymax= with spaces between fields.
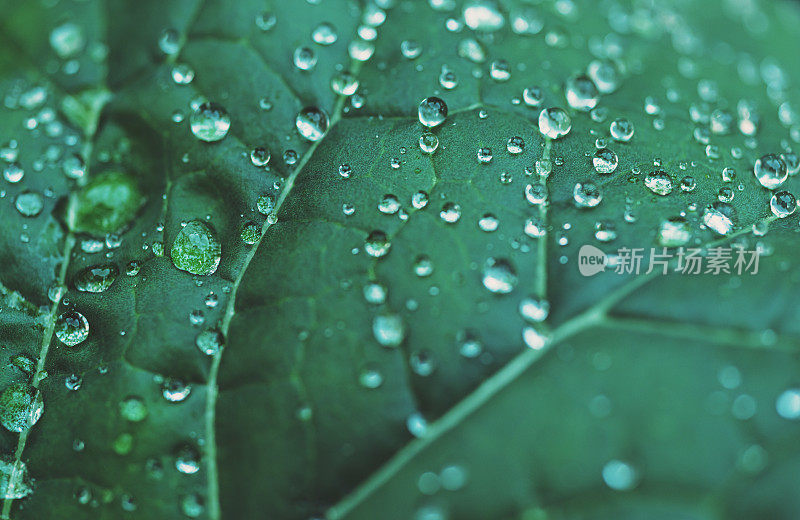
xmin=55 ymin=310 xmax=90 ymax=346
xmin=189 ymin=102 xmax=230 ymax=142
xmin=295 ymin=107 xmax=329 ymax=141
xmin=770 ymin=191 xmax=797 ymax=218
xmin=565 ymin=75 xmax=599 ymax=111
xmin=592 ymin=148 xmax=618 ymax=174
xmin=373 ymin=314 xmax=405 ymax=347
xmin=754 ymin=154 xmax=788 ymax=189
xmin=609 ymin=118 xmax=634 ymax=142
xmin=602 ymin=460 xmax=640 ymax=491
xmin=482 ymin=257 xmax=517 ymax=294
xmin=170 ymin=220 xmax=222 ymax=276
xmin=538 ymin=107 xmax=571 ymax=139
xmin=74 ymin=263 xmax=119 ymax=293
xmin=702 ymin=203 xmax=736 ymax=235
xmin=418 ymin=97 xmax=448 ymax=128
xmin=657 ymin=217 xmax=692 ymax=247
xmin=0 ymin=384 xmax=43 ymax=433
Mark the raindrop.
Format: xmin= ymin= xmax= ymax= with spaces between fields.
xmin=573 ymin=181 xmax=603 ymax=207
xmin=644 ymin=171 xmax=673 ymax=196
xmin=74 ymin=264 xmax=119 ymax=293
xmin=602 ymin=460 xmax=639 ymax=491
xmin=0 ymin=384 xmax=43 ymax=433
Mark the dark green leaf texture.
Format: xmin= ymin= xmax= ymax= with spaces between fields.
xmin=1 ymin=0 xmax=800 ymax=519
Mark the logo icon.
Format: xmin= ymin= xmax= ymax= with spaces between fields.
xmin=578 ymin=245 xmax=608 ymax=277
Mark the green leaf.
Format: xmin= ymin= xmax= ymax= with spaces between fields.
xmin=1 ymin=0 xmax=800 ymax=519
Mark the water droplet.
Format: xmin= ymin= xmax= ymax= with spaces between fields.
xmin=565 ymin=75 xmax=599 ymax=111
xmin=489 ymin=60 xmax=511 ymax=81
xmin=776 ymin=388 xmax=800 ymax=420
xmin=478 ymin=213 xmax=499 ymax=232
xmin=754 ymin=154 xmax=788 ymax=189
xmin=525 ymin=183 xmax=547 ymax=205
xmin=296 ymin=107 xmax=329 ymax=141
xmin=400 ymin=40 xmax=422 ymax=59
xmin=524 ymin=216 xmax=546 ymax=237
xmin=781 ymin=152 xmax=799 ymax=176
xmin=463 ymin=0 xmax=505 ymax=31
xmin=573 ymin=181 xmax=603 ymax=207
xmin=119 ymin=396 xmax=148 ymax=422
xmin=255 ymin=11 xmax=277 ymax=31
xmin=593 ymin=148 xmax=618 ymax=174
xmin=175 ymin=445 xmax=201 ymax=474
xmin=770 ymin=191 xmax=797 ymax=218
xmin=609 ymin=118 xmax=634 ymax=142
xmin=250 ymin=147 xmax=271 ymax=167
xmin=373 ymin=314 xmax=405 ymax=347
xmin=507 ymin=136 xmax=525 ymax=155
xmin=482 ymin=257 xmax=517 ymax=294
xmin=418 ymin=97 xmax=448 ymax=128
xmin=702 ymin=203 xmax=736 ymax=235
xmin=293 ymin=46 xmax=317 ymax=71
xmin=74 ymin=264 xmax=119 ymax=293
xmin=162 ymin=378 xmax=191 ymax=402
xmin=522 ymin=86 xmax=543 ymax=107
xmin=196 ymin=329 xmax=224 ymax=356
xmin=50 ymin=22 xmax=85 ymax=58
xmin=644 ymin=171 xmax=673 ymax=196
xmin=413 ymin=255 xmax=434 ymax=277
xmin=55 ymin=310 xmax=89 ymax=346
xmin=587 ymin=60 xmax=620 ymax=94
xmin=658 ymin=217 xmax=692 ymax=247
xmin=171 ymin=63 xmax=195 ymax=85
xmin=170 ymin=220 xmax=222 ymax=276
xmin=419 ymin=133 xmax=439 ymax=154
xmin=312 ymin=22 xmax=338 ymax=45
xmin=190 ymin=103 xmax=230 ymax=142
xmin=378 ymin=194 xmax=401 ymax=215
xmin=477 ymin=147 xmax=493 ymax=163
xmin=519 ymin=296 xmax=549 ymax=322
xmin=602 ymin=460 xmax=639 ymax=491
xmin=0 ymin=384 xmax=43 ymax=433
xmin=331 ymin=71 xmax=359 ymax=96
xmin=3 ymin=163 xmax=24 ymax=183
xmin=439 ymin=202 xmax=461 ymax=223
xmin=14 ymin=191 xmax=44 ymax=217
xmin=538 ymin=107 xmax=571 ymax=139
xmin=412 ymin=191 xmax=429 ymax=209
xmin=365 ymin=230 xmax=391 ymax=258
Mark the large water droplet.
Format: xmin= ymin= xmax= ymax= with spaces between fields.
xmin=644 ymin=171 xmax=673 ymax=196
xmin=565 ymin=75 xmax=599 ymax=111
xmin=573 ymin=181 xmax=603 ymax=207
xmin=538 ymin=107 xmax=571 ymax=139
xmin=602 ymin=460 xmax=639 ymax=491
xmin=190 ymin=103 xmax=230 ymax=142
xmin=0 ymin=384 xmax=43 ymax=433
xmin=754 ymin=154 xmax=788 ymax=189
xmin=609 ymin=118 xmax=634 ymax=142
xmin=373 ymin=314 xmax=405 ymax=347
xmin=74 ymin=263 xmax=119 ymax=293
xmin=55 ymin=310 xmax=90 ymax=346
xmin=170 ymin=220 xmax=222 ymax=276
xmin=296 ymin=107 xmax=329 ymax=141
xmin=593 ymin=148 xmax=618 ymax=174
xmin=657 ymin=217 xmax=692 ymax=247
xmin=418 ymin=97 xmax=448 ymax=128
xmin=482 ymin=257 xmax=517 ymax=294
xmin=463 ymin=0 xmax=505 ymax=31
xmin=702 ymin=203 xmax=736 ymax=235
xmin=770 ymin=191 xmax=797 ymax=218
